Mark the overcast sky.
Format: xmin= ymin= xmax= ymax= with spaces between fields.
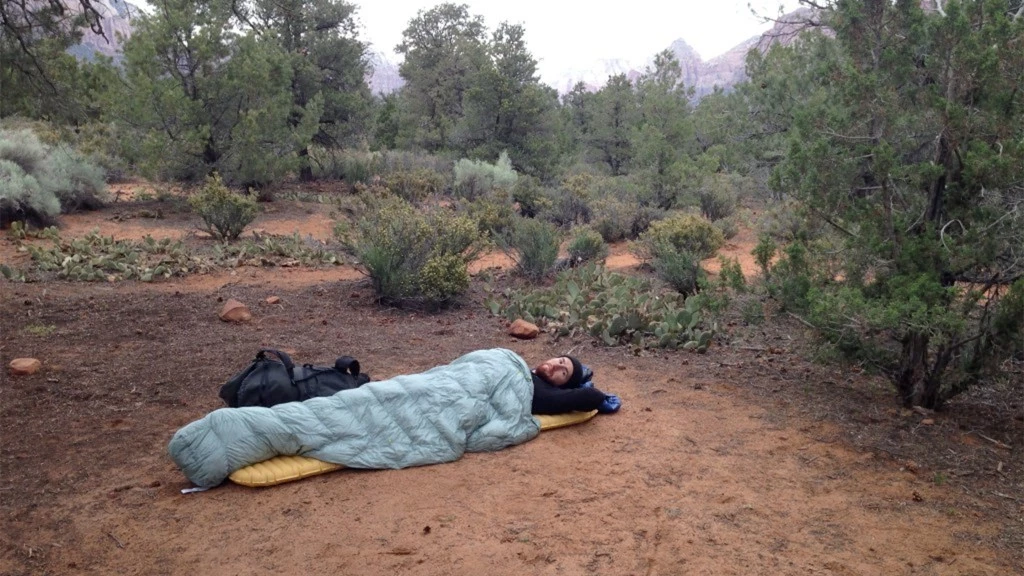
xmin=354 ymin=1 xmax=804 ymax=84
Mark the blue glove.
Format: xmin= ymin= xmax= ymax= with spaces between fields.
xmin=598 ymin=394 xmax=621 ymax=414
xmin=581 ymin=380 xmax=594 ymax=389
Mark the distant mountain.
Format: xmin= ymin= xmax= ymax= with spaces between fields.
xmin=366 ymin=51 xmax=403 ymax=95
xmin=72 ymin=5 xmax=824 ymax=99
xmin=549 ymin=7 xmax=820 ymax=98
xmin=549 ymin=58 xmax=641 ymax=94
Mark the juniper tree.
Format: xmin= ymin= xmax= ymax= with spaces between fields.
xmin=762 ymin=0 xmax=1024 ymax=408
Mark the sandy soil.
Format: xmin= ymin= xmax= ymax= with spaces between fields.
xmin=1 ymin=195 xmax=1021 ymax=576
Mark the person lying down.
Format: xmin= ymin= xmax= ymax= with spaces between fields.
xmin=168 ymin=348 xmax=621 ymax=488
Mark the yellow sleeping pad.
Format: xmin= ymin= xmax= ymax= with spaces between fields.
xmin=229 ymin=410 xmax=598 ymax=487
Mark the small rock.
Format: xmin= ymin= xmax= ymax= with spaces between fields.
xmin=508 ymin=319 xmax=540 ymax=340
xmin=9 ymin=358 xmax=42 ymax=375
xmin=921 ymin=418 xmax=935 ymax=426
xmin=219 ymin=299 xmax=252 ymax=322
xmin=265 ymin=296 xmax=281 ymax=305
xmin=617 ymin=364 xmax=626 ymax=370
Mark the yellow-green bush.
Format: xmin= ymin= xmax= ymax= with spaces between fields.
xmin=383 ymin=168 xmax=447 ymax=203
xmin=463 ymin=196 xmax=516 ymax=238
xmin=188 ymin=174 xmax=259 ymax=241
xmin=418 ymin=254 xmax=470 ymax=305
xmin=633 ymin=212 xmax=724 ymax=262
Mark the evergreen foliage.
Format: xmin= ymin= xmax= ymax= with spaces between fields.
xmin=501 ymin=216 xmax=560 ymax=280
xmin=753 ymin=0 xmax=1024 ymax=408
xmin=567 ymin=228 xmax=609 ymax=265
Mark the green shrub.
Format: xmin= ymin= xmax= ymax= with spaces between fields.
xmin=0 ymin=129 xmax=108 ymax=226
xmin=714 ymin=216 xmax=739 ymax=240
xmin=630 ymin=205 xmax=665 ymax=239
xmin=348 ymin=196 xmax=484 ymax=306
xmin=567 ymin=228 xmax=608 ymax=266
xmin=654 ymin=249 xmax=705 ymax=296
xmin=60 ymin=122 xmax=134 ymax=183
xmin=757 ymin=199 xmax=821 ymax=242
xmin=718 ymin=256 xmax=746 ymax=292
xmin=770 ymin=241 xmax=813 ymax=311
xmin=0 ymin=159 xmax=59 ymax=228
xmin=502 ymin=217 xmax=560 ymax=280
xmin=634 ymin=212 xmax=724 ymax=262
xmin=463 ymin=196 xmax=516 ymax=238
xmin=383 ymin=168 xmax=447 ymax=203
xmin=511 ymin=175 xmax=550 ymax=218
xmin=377 ymin=149 xmax=452 ymax=176
xmin=309 ymin=147 xmax=382 ymax=184
xmin=188 ymin=174 xmax=260 ymax=241
xmin=740 ymin=298 xmax=765 ymax=325
xmin=590 ymin=196 xmax=633 ymax=242
xmin=0 ymin=129 xmax=47 ymax=175
xmin=544 ymin=174 xmax=594 ymax=228
xmin=45 ymin=147 xmax=107 ymax=211
xmin=752 ymin=234 xmax=777 ymax=278
xmin=697 ymin=174 xmax=740 ymax=221
xmin=453 ymin=151 xmax=518 ymax=200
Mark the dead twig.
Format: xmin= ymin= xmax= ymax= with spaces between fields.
xmin=107 ymin=532 xmax=124 ymax=549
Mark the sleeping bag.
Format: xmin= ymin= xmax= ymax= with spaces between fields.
xmin=168 ymin=348 xmax=541 ymax=488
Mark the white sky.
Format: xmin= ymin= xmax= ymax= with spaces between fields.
xmin=354 ymin=1 xmax=804 ymax=85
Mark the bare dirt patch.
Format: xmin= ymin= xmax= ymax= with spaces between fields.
xmin=1 ymin=198 xmax=1021 ymax=576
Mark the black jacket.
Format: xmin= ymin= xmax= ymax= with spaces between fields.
xmin=531 ymin=372 xmax=607 ymax=414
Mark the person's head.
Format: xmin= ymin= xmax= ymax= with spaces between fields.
xmin=533 ymin=355 xmax=584 ymax=387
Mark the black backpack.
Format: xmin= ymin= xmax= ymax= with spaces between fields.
xmin=219 ymin=349 xmax=371 ymax=408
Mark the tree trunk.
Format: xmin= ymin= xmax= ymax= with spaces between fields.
xmin=896 ymin=332 xmax=929 ymax=407
xmin=298 ymin=147 xmax=313 ymax=182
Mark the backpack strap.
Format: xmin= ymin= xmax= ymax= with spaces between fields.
xmin=334 ymin=356 xmax=360 ymax=377
xmin=256 ymin=349 xmax=296 ymax=380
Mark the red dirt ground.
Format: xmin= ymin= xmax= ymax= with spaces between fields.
xmin=1 ymin=194 xmax=1022 ymax=576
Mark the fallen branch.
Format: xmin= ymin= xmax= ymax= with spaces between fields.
xmin=974 ymin=433 xmax=1012 ymax=451
xmin=787 ymin=312 xmax=816 ymax=329
xmin=107 ymin=532 xmax=124 ymax=549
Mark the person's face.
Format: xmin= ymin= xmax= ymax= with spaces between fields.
xmin=534 ymin=357 xmax=573 ymax=386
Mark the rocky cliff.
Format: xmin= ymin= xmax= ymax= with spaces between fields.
xmin=68 ymin=0 xmax=138 ymax=62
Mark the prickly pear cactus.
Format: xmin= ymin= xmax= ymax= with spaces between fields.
xmin=483 ymin=264 xmax=716 ymax=352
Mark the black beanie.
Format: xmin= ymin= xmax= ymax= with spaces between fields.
xmin=565 ymin=355 xmax=584 ymax=388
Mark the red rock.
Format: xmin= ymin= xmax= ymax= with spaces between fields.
xmin=265 ymin=296 xmax=281 ymax=305
xmin=219 ymin=299 xmax=252 ymax=322
xmin=508 ymin=319 xmax=540 ymax=340
xmin=9 ymin=358 xmax=41 ymax=375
